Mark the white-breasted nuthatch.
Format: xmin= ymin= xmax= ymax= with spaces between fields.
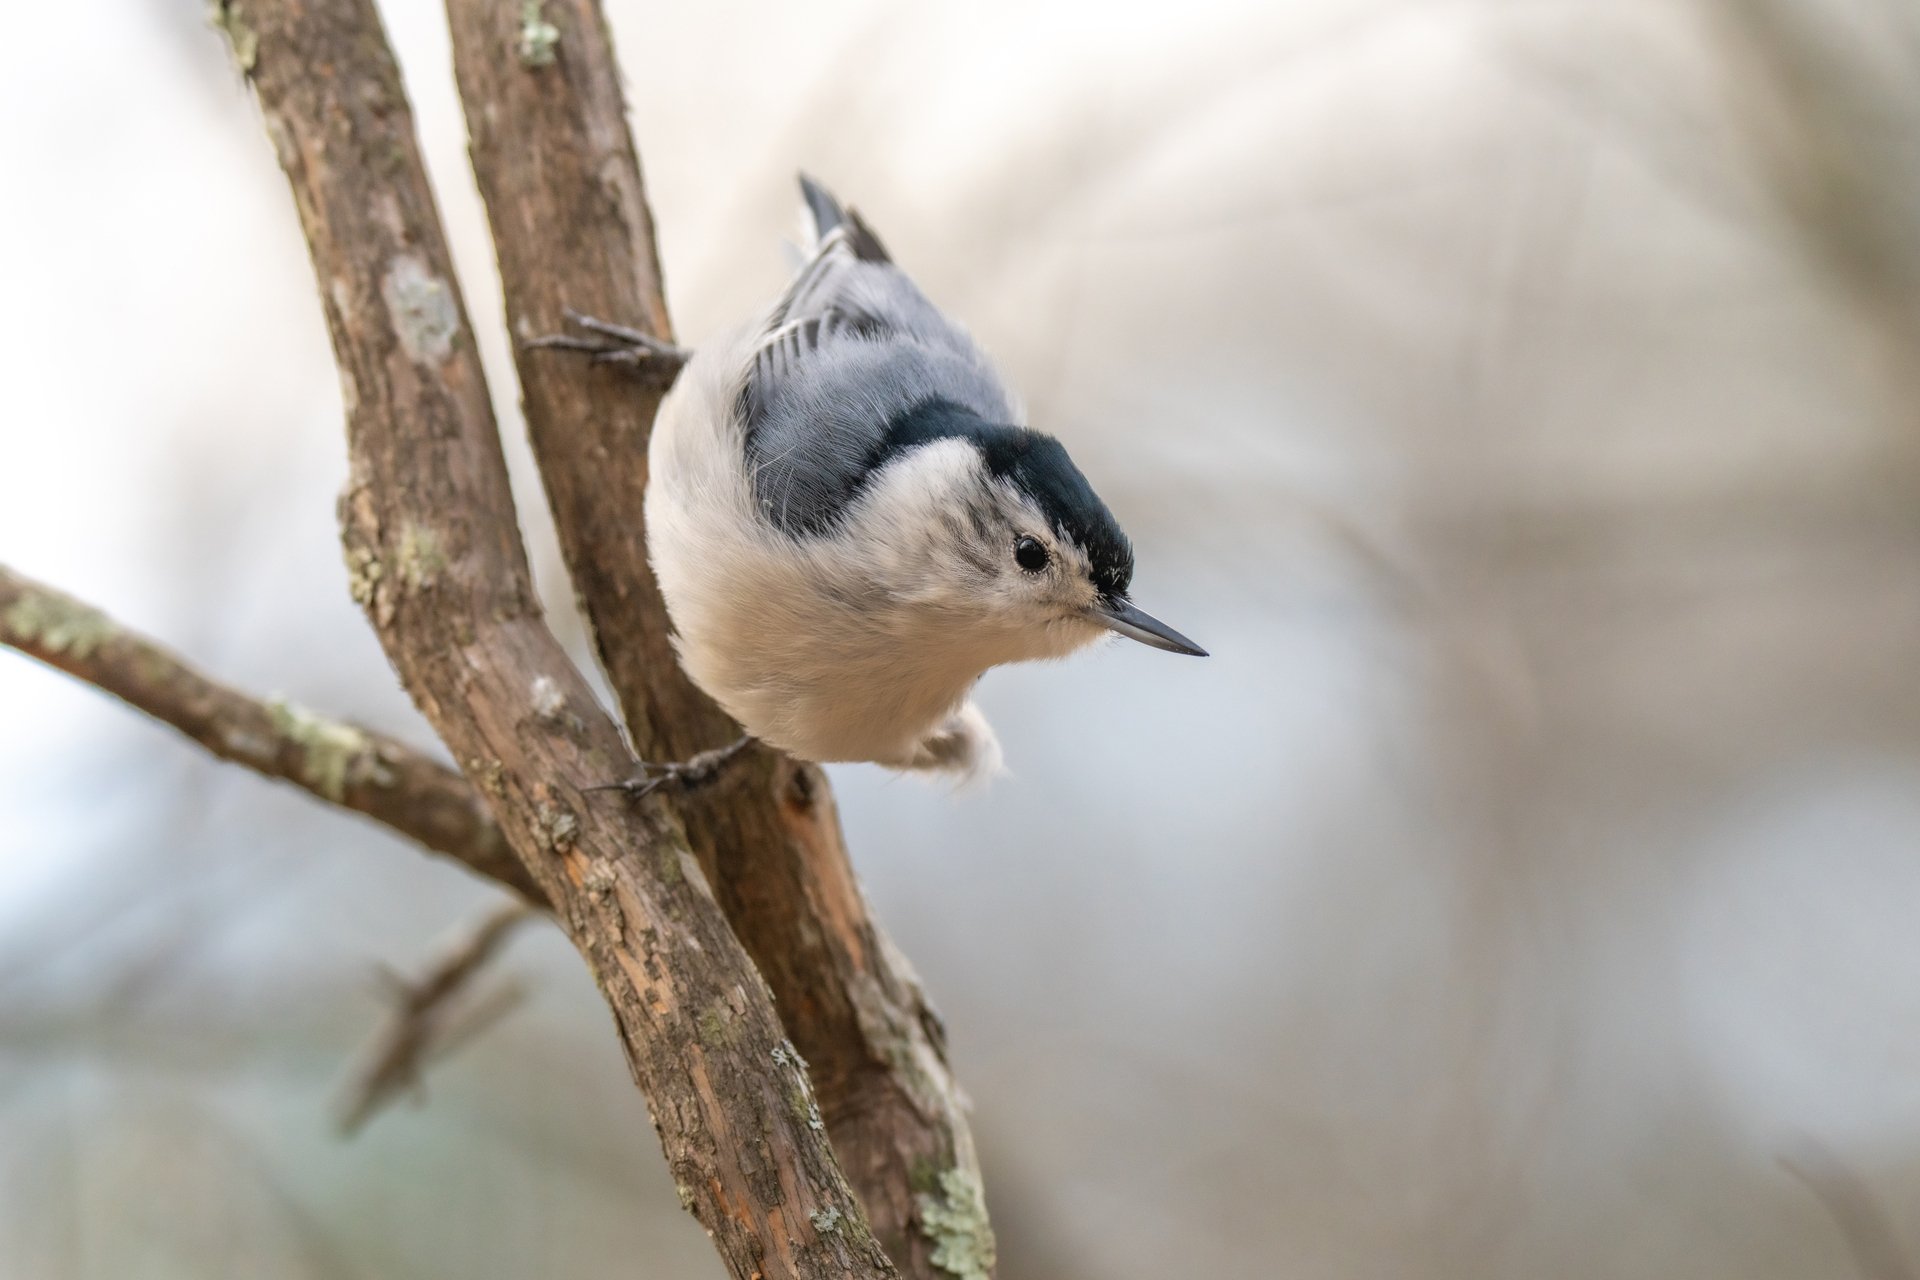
xmin=546 ymin=176 xmax=1204 ymax=786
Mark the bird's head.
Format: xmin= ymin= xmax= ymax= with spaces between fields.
xmin=839 ymin=399 xmax=1207 ymax=667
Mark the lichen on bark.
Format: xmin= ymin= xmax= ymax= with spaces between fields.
xmin=380 ymin=255 xmax=460 ymax=365
xmin=516 ymin=0 xmax=560 ymax=67
xmin=206 ymin=1 xmax=259 ymax=72
xmin=267 ymin=695 xmax=395 ymax=800
xmin=2 ymin=590 xmax=116 ymax=660
xmin=918 ymin=1168 xmax=997 ymax=1280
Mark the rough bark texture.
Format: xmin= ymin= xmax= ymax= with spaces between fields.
xmin=0 ymin=562 xmax=534 ymax=901
xmin=225 ymin=3 xmax=895 ymax=1276
xmin=443 ymin=3 xmax=992 ymax=1274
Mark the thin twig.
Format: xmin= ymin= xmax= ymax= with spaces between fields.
xmin=335 ymin=900 xmax=538 ymax=1135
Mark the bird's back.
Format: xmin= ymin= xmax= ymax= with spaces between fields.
xmin=735 ymin=178 xmax=1018 ymax=538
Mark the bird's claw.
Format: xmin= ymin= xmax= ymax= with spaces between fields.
xmin=583 ymin=735 xmax=754 ymax=801
xmin=525 ymin=309 xmax=690 ymax=376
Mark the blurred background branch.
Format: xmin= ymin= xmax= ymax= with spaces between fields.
xmin=1781 ymin=1141 xmax=1917 ymax=1280
xmin=334 ymin=900 xmax=538 ymax=1136
xmin=1707 ymin=0 xmax=1920 ymax=366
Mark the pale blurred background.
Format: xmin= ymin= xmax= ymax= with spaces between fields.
xmin=5 ymin=0 xmax=1920 ymax=1276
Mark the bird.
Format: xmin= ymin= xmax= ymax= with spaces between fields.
xmin=540 ymin=175 xmax=1205 ymax=788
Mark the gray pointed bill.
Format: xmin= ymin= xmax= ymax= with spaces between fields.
xmin=1091 ymin=598 xmax=1208 ymax=657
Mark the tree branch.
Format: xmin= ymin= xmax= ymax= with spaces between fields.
xmin=335 ymin=899 xmax=538 ymax=1135
xmin=0 ymin=561 xmax=538 ymax=902
xmin=228 ymin=2 xmax=895 ymax=1276
xmin=443 ymin=4 xmax=993 ymax=1272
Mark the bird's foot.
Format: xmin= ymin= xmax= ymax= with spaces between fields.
xmin=524 ymin=309 xmax=691 ymax=379
xmin=583 ymin=734 xmax=754 ymax=801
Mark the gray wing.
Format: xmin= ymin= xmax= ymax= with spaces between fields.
xmin=739 ymin=178 xmax=1016 ymax=537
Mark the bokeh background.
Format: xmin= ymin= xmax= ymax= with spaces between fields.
xmin=6 ymin=0 xmax=1920 ymax=1276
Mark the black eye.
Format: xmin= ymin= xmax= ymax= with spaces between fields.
xmin=1014 ymin=535 xmax=1050 ymax=573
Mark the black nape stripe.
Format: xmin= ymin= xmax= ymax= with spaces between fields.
xmin=871 ymin=398 xmax=1135 ymax=600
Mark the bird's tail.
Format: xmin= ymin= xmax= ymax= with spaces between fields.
xmin=795 ymin=172 xmax=891 ymax=263
xmin=797 ymin=172 xmax=846 ymax=247
xmin=899 ymin=701 xmax=1004 ymax=788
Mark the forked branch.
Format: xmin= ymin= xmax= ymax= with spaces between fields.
xmin=226 ymin=1 xmax=895 ymax=1275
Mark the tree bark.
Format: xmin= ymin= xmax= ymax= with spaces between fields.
xmin=0 ymin=562 xmax=534 ymax=901
xmin=224 ymin=2 xmax=896 ymax=1275
xmin=442 ymin=3 xmax=993 ymax=1274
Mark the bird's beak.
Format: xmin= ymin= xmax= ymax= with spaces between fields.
xmin=1090 ymin=598 xmax=1208 ymax=657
